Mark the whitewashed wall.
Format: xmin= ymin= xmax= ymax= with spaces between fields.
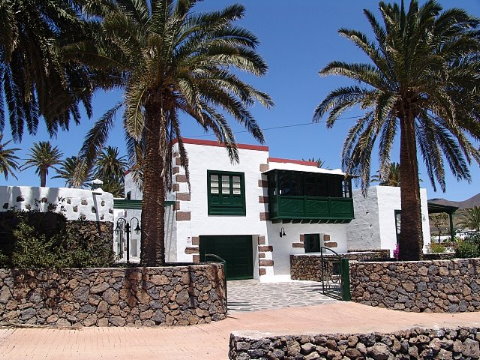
xmin=347 ymin=186 xmax=431 ymax=256
xmin=173 ymin=142 xmax=269 ymax=265
xmin=124 ymin=174 xmax=143 ymax=200
xmin=112 ymin=201 xmax=176 ymax=263
xmin=0 ymin=186 xmax=114 ymax=222
xmin=267 ymin=222 xmax=348 ymax=280
xmin=347 ymin=188 xmax=381 ymax=251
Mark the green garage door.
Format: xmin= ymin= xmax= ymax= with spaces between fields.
xmin=200 ymin=235 xmax=253 ymax=280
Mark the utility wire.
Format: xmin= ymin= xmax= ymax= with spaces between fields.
xmin=190 ymin=115 xmax=363 ymax=138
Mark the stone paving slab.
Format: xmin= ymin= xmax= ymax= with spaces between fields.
xmin=227 ymin=280 xmax=337 ymax=312
xmin=2 ymin=303 xmax=480 ymax=360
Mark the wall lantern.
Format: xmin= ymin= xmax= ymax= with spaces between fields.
xmin=279 ymin=227 xmax=286 ymax=238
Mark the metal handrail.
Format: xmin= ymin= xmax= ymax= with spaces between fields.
xmin=320 ymin=246 xmax=341 ymax=257
xmin=205 ymin=253 xmax=226 ymax=264
xmin=320 ymin=246 xmax=341 ymax=298
xmin=204 ymin=253 xmax=227 ymax=304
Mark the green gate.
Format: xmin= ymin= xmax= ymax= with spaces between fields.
xmin=200 ymin=235 xmax=253 ymax=280
xmin=320 ymin=247 xmax=351 ymax=301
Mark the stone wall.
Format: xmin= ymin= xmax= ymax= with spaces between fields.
xmin=423 ymin=252 xmax=455 ymax=260
xmin=229 ymin=327 xmax=480 ymax=359
xmin=350 ymin=258 xmax=480 ymax=312
xmin=0 ymin=264 xmax=226 ymax=327
xmin=290 ymin=251 xmax=390 ymax=281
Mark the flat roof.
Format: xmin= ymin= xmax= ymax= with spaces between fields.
xmin=428 ymin=202 xmax=459 ymax=214
xmin=172 ymin=138 xmax=269 ymax=152
xmin=263 ymin=163 xmax=345 ymax=176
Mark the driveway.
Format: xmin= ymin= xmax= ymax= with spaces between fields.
xmin=1 ymin=303 xmax=480 ymax=360
xmin=227 ymin=280 xmax=336 ymax=312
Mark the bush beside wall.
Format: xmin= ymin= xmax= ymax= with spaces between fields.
xmin=0 ymin=211 xmax=114 ymax=268
xmin=0 ymin=264 xmax=226 ymax=327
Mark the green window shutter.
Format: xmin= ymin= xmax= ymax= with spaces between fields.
xmin=304 ymin=233 xmax=321 ymax=253
xmin=207 ymin=170 xmax=246 ymax=216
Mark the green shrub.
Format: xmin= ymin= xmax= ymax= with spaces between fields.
xmin=455 ymin=240 xmax=479 ymax=258
xmin=0 ymin=210 xmax=114 ymax=268
xmin=0 ymin=250 xmax=8 ymax=267
xmin=430 ymin=243 xmax=446 ymax=254
xmin=11 ymin=223 xmax=60 ymax=268
xmin=465 ymin=232 xmax=480 ymax=245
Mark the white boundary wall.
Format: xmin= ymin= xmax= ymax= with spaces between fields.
xmin=0 ymin=186 xmax=114 ymax=222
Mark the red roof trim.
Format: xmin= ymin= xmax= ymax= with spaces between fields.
xmin=268 ymin=157 xmax=318 ymax=167
xmin=172 ymin=138 xmax=269 ymax=152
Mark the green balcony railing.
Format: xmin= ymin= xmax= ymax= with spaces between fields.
xmin=269 ymin=195 xmax=354 ymax=223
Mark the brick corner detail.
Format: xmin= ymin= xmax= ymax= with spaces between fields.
xmin=176 ymin=211 xmax=191 ymax=221
xmin=259 ymin=259 xmax=274 ymax=267
xmin=324 ymin=241 xmax=338 ymax=248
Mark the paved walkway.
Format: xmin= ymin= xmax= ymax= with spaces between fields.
xmin=1 ymin=302 xmax=480 ymax=360
xmin=227 ymin=280 xmax=336 ymax=312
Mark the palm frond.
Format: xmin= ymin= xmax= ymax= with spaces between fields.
xmin=79 ymin=103 xmax=122 ymax=171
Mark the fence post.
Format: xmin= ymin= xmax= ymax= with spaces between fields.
xmin=341 ymin=258 xmax=351 ymax=301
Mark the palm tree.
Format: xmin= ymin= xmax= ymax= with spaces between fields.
xmin=0 ymin=1 xmax=105 ymax=142
xmin=372 ymin=162 xmax=400 ymax=187
xmin=94 ymin=146 xmax=127 ymax=182
xmin=53 ymin=156 xmax=92 ymax=188
xmin=302 ymin=158 xmax=326 ymax=168
xmin=314 ymin=0 xmax=480 ymax=260
xmin=78 ymin=1 xmax=272 ymax=266
xmin=23 ymin=141 xmax=63 ymax=187
xmin=458 ymin=206 xmax=480 ymax=233
xmin=94 ymin=146 xmax=127 ymax=197
xmin=0 ymin=134 xmax=20 ymax=179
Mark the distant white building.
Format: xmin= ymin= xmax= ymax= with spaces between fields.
xmin=347 ymin=186 xmax=431 ymax=256
xmin=120 ymin=138 xmax=431 ymax=280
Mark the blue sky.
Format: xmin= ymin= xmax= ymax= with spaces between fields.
xmin=1 ymin=0 xmax=480 ymax=202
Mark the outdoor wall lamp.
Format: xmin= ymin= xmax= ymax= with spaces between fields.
xmin=115 ymin=217 xmax=141 ymax=264
xmin=280 ymin=227 xmax=286 ymax=237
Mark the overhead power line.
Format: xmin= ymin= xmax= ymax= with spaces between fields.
xmin=191 ymin=115 xmax=363 ymax=138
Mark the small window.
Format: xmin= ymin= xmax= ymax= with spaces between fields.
xmin=304 ymin=234 xmax=322 ymax=253
xmin=208 ymin=171 xmax=246 ymax=215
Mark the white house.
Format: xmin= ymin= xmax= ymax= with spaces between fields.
xmin=121 ymin=138 xmax=431 ymax=281
xmin=347 ymin=186 xmax=431 ymax=256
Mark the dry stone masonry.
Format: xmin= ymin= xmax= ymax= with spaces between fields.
xmin=0 ymin=264 xmax=226 ymax=327
xmin=350 ymin=258 xmax=480 ymax=312
xmin=291 ymin=251 xmax=390 ymax=281
xmin=229 ymin=327 xmax=480 ymax=359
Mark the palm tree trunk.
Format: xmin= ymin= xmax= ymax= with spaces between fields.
xmin=40 ymin=169 xmax=47 ymax=187
xmin=398 ymin=112 xmax=423 ymax=260
xmin=140 ymin=101 xmax=166 ymax=266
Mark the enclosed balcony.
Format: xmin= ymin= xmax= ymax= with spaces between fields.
xmin=266 ymin=169 xmax=354 ymax=223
